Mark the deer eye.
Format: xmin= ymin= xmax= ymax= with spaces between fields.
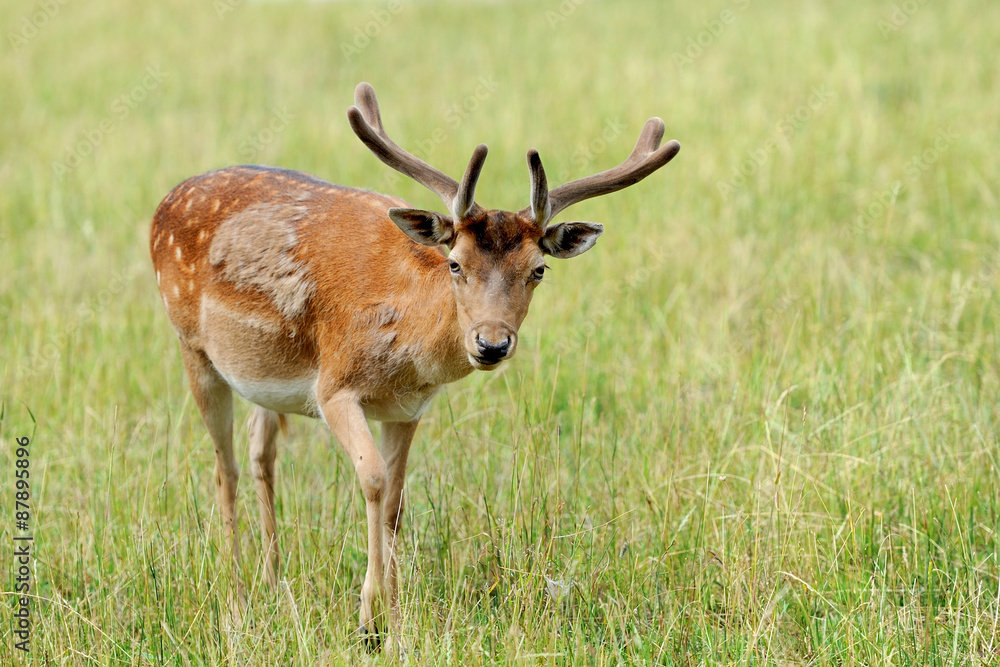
xmin=531 ymin=265 xmax=547 ymax=282
xmin=448 ymin=260 xmax=462 ymax=275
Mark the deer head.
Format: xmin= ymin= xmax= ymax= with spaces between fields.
xmin=348 ymin=82 xmax=680 ymax=370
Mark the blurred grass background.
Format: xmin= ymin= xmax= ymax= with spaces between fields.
xmin=1 ymin=0 xmax=999 ymax=663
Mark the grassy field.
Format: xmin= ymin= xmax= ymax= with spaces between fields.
xmin=2 ymin=0 xmax=999 ymax=663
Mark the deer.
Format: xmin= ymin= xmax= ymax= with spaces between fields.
xmin=149 ymin=82 xmax=680 ymax=650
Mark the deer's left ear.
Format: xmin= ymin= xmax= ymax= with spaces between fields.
xmin=540 ymin=221 xmax=604 ymax=259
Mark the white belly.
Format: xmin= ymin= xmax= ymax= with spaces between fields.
xmin=220 ymin=372 xmax=320 ymax=418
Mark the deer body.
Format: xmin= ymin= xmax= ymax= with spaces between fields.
xmin=152 ymin=165 xmax=473 ymax=423
xmin=151 ymin=83 xmax=679 ymax=650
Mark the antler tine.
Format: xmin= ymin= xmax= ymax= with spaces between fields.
xmin=526 ymin=149 xmax=550 ymax=228
xmin=348 ymin=82 xmax=469 ymax=215
xmin=534 ymin=118 xmax=681 ymax=223
xmin=351 ymin=81 xmax=386 ymax=134
xmin=454 ymin=144 xmax=488 ymax=219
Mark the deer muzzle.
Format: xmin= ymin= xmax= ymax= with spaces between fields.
xmin=467 ymin=321 xmax=517 ymax=369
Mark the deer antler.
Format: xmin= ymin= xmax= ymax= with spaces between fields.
xmin=522 ymin=118 xmax=681 ymax=228
xmin=348 ymin=82 xmax=486 ymax=219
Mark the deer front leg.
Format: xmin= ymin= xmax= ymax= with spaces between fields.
xmin=322 ymin=394 xmax=387 ymax=650
xmin=380 ymin=419 xmax=418 ymax=644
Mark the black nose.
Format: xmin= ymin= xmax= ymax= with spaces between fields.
xmin=476 ymin=335 xmax=510 ymax=362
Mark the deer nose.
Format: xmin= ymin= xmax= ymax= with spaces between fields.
xmin=475 ymin=334 xmax=511 ymax=362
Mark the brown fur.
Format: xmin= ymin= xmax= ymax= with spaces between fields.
xmin=151 ymin=84 xmax=679 ymax=651
xmin=460 ymin=209 xmax=537 ymax=257
xmin=151 ymin=166 xmax=480 ymax=644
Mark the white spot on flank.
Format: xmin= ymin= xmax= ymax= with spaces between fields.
xmin=198 ymin=230 xmax=207 ymax=243
xmin=212 ymin=199 xmax=221 ymax=213
xmin=189 ymin=263 xmax=196 ymax=272
xmin=168 ymin=234 xmax=174 ymax=245
xmin=162 ymin=295 xmax=170 ymax=312
xmin=185 ymin=199 xmax=193 ymax=212
xmin=175 ymin=247 xmax=182 ymax=260
xmin=188 ymin=279 xmax=194 ymax=292
xmin=173 ymin=284 xmax=179 ymax=298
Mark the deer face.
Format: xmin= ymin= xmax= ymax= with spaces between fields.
xmin=447 ymin=210 xmax=543 ymax=369
xmin=349 ymin=81 xmax=678 ymax=370
xmin=388 ymin=207 xmax=604 ymax=370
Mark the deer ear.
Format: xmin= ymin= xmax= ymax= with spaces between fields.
xmin=388 ymin=208 xmax=455 ymax=247
xmin=540 ymin=221 xmax=604 ymax=258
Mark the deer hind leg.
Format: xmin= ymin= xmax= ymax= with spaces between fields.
xmin=380 ymin=419 xmax=418 ymax=649
xmin=321 ymin=394 xmax=387 ymax=651
xmin=178 ymin=342 xmax=244 ymax=615
xmin=248 ymin=406 xmax=281 ymax=588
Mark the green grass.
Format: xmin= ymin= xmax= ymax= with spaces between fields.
xmin=2 ymin=0 xmax=999 ymax=663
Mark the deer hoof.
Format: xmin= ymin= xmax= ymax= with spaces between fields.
xmin=358 ymin=625 xmax=382 ymax=653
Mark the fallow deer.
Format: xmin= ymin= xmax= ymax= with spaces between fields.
xmin=150 ymin=82 xmax=680 ymax=649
